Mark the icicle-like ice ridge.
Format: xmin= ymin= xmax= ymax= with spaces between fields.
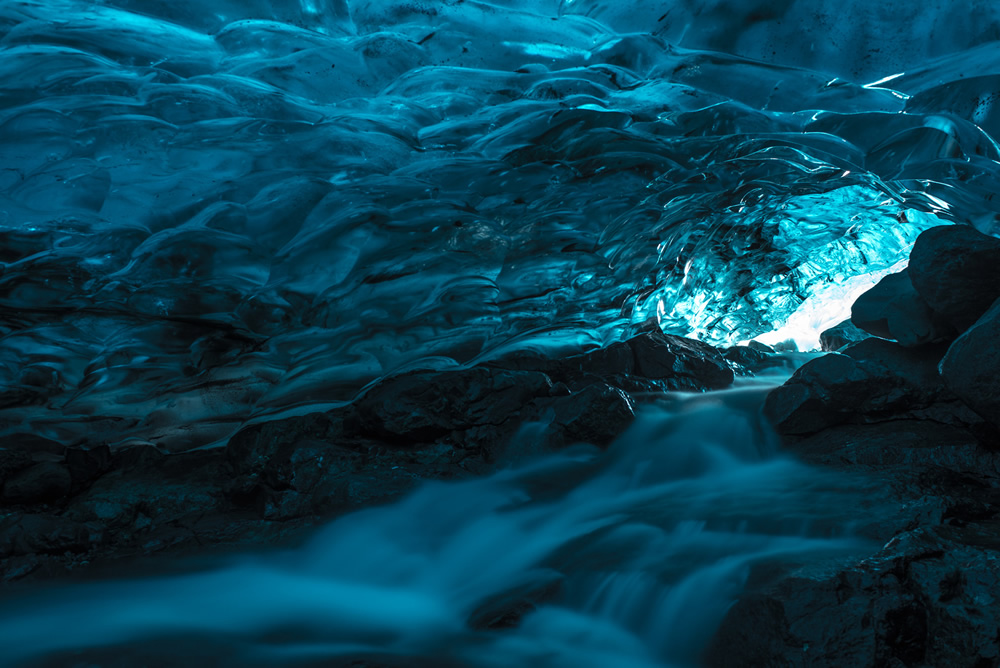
xmin=3 ymin=0 xmax=1000 ymax=450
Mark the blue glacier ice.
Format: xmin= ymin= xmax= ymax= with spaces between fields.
xmin=3 ymin=0 xmax=999 ymax=452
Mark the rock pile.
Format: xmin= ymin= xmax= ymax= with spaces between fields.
xmin=0 ymin=326 xmax=750 ymax=581
xmin=710 ymin=224 xmax=1000 ymax=668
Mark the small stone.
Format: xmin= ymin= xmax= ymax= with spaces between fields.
xmin=819 ymin=319 xmax=872 ymax=351
xmin=747 ymin=340 xmax=776 ymax=353
xmin=724 ymin=346 xmax=771 ymax=373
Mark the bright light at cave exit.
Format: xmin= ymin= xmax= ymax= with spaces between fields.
xmin=641 ymin=182 xmax=941 ymax=352
xmin=748 ymin=256 xmax=909 ymax=351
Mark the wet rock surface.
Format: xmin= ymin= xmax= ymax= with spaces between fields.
xmin=908 ymin=225 xmax=1000 ymax=332
xmin=488 ymin=327 xmax=737 ymax=393
xmin=708 ymin=524 xmax=1000 ymax=668
xmin=940 ymin=298 xmax=1000 ymax=431
xmin=763 ymin=338 xmax=984 ymax=436
xmin=850 ymin=269 xmax=951 ymax=347
xmin=819 ymin=318 xmax=872 ymax=352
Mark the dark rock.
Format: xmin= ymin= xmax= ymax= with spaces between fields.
xmin=606 ymin=375 xmax=672 ymax=394
xmin=0 ymin=514 xmax=104 ymax=557
xmin=763 ymin=353 xmax=867 ymax=435
xmin=545 ymin=383 xmax=635 ymax=447
xmin=940 ymin=298 xmax=1000 ymax=431
xmin=355 ymin=367 xmax=554 ymax=442
xmin=908 ymin=224 xmax=1000 ymax=332
xmin=724 ymin=345 xmax=771 ymax=371
xmin=229 ymin=412 xmax=410 ymax=518
xmin=66 ymin=448 xmax=224 ymax=531
xmin=747 ymin=340 xmax=776 ymax=353
xmin=707 ymin=524 xmax=1000 ymax=668
xmin=1 ymin=554 xmax=42 ymax=581
xmin=247 ymin=442 xmax=355 ymax=521
xmin=790 ymin=420 xmax=998 ymax=476
xmin=490 ymin=331 xmax=733 ymax=392
xmin=65 ymin=444 xmax=112 ymax=488
xmin=626 ymin=332 xmax=734 ymax=390
xmin=226 ymin=410 xmax=476 ymax=520
xmin=747 ymin=279 xmax=1000 ymax=668
xmin=722 ymin=346 xmax=795 ymax=376
xmin=842 ymin=338 xmax=946 ymax=389
xmin=560 ymin=341 xmax=636 ymax=378
xmin=0 ymin=448 xmax=33 ymax=483
xmin=2 ymin=462 xmax=72 ymax=504
xmin=851 ymin=269 xmax=951 ymax=346
xmin=764 ymin=339 xmax=981 ymax=436
xmin=819 ymin=318 xmax=872 ymax=351
xmin=227 ymin=412 xmax=343 ymax=493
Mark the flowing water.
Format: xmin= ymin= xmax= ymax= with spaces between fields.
xmin=0 ymin=378 xmax=886 ymax=667
xmin=2 ymin=0 xmax=999 ymax=665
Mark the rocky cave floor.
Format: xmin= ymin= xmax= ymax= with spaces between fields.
xmin=4 ymin=223 xmax=1000 ymax=667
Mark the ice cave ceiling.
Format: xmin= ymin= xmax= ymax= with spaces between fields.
xmin=2 ymin=0 xmax=1000 ymax=452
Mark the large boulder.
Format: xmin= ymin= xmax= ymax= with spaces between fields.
xmin=763 ymin=353 xmax=872 ymax=435
xmin=764 ymin=339 xmax=980 ymax=436
xmin=940 ymin=297 xmax=1000 ymax=431
xmin=626 ymin=331 xmax=735 ymax=390
xmin=908 ymin=224 xmax=1000 ymax=332
xmin=850 ymin=270 xmax=950 ymax=346
xmin=224 ymin=408 xmax=491 ymax=520
xmin=355 ymin=367 xmax=555 ymax=442
xmin=491 ymin=330 xmax=735 ymax=392
xmin=529 ymin=382 xmax=636 ymax=448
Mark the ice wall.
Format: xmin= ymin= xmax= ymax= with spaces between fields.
xmin=1 ymin=0 xmax=999 ymax=450
xmin=564 ymin=0 xmax=1000 ymax=81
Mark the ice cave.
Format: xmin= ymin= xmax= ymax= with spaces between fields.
xmin=1 ymin=1 xmax=1000 ymax=666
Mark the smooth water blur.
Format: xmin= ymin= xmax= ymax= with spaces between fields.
xmin=0 ymin=387 xmax=880 ymax=667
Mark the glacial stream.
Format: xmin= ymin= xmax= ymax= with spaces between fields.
xmin=0 ymin=373 xmax=889 ymax=667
